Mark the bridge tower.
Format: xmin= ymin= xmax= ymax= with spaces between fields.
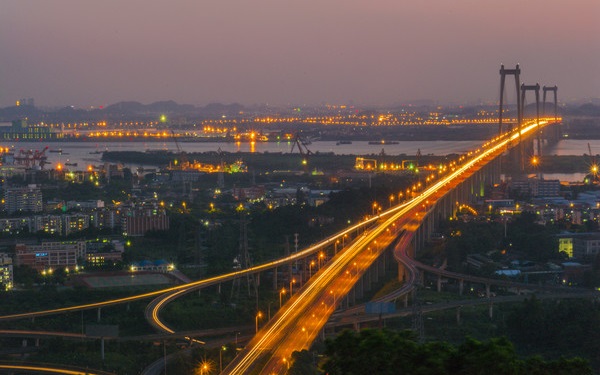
xmin=543 ymin=85 xmax=560 ymax=143
xmin=498 ymin=64 xmax=522 ymax=135
xmin=521 ymin=83 xmax=541 ymax=171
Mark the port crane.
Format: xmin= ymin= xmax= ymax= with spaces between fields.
xmin=15 ymin=146 xmax=48 ymax=169
xmin=290 ymin=133 xmax=312 ymax=167
xmin=170 ymin=130 xmax=188 ymax=167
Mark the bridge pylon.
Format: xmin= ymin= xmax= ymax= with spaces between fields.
xmin=543 ymin=85 xmax=560 ymax=143
xmin=521 ymin=83 xmax=541 ymax=172
xmin=498 ymin=64 xmax=522 ymax=135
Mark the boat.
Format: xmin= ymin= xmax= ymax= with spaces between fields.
xmin=336 ymin=141 xmax=352 ymax=145
xmin=368 ymin=140 xmax=399 ymax=145
xmin=49 ymin=149 xmax=63 ymax=153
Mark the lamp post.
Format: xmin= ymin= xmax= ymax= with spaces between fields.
xmin=279 ymin=288 xmax=286 ymax=308
xmin=199 ymin=362 xmax=209 ymax=375
xmin=330 ymin=290 xmax=336 ymax=307
xmin=309 ymin=260 xmax=315 ymax=277
xmin=290 ymin=278 xmax=296 ymax=295
xmin=219 ymin=346 xmax=227 ymax=373
xmin=318 ymin=252 xmax=325 ymax=269
xmin=255 ymin=311 xmax=263 ymax=333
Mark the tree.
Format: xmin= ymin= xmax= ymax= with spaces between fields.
xmin=321 ymin=329 xmax=592 ymax=375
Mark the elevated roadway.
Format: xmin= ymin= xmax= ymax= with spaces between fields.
xmin=221 ymin=117 xmax=577 ymax=374
xmin=3 ymin=117 xmax=586 ymax=374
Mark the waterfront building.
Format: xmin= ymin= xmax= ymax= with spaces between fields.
xmin=0 ymin=120 xmax=61 ymax=140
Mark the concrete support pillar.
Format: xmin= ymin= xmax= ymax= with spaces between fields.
xmin=437 ymin=274 xmax=442 ymax=292
xmin=485 ymin=283 xmax=490 ymax=298
xmin=456 ymin=306 xmax=462 ymax=325
xmin=218 ymin=283 xmax=221 ymax=294
xmin=97 ymin=308 xmax=101 ymax=322
xmin=356 ymin=276 xmax=364 ymax=299
xmin=489 ymin=301 xmax=494 ymax=319
xmin=365 ymin=268 xmax=372 ymax=292
xmin=459 ymin=279 xmax=464 ymax=296
xmin=35 ymin=338 xmax=40 ymax=347
xmin=404 ymin=294 xmax=409 ymax=308
xmin=22 ymin=339 xmax=27 ymax=348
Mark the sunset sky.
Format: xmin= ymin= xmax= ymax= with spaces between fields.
xmin=1 ymin=0 xmax=598 ymax=108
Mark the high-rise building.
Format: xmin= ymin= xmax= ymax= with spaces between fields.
xmin=0 ymin=253 xmax=14 ymax=290
xmin=4 ymin=185 xmax=43 ymax=214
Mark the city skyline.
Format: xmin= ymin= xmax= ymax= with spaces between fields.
xmin=1 ymin=0 xmax=599 ymax=108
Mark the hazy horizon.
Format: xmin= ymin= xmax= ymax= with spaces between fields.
xmin=1 ymin=1 xmax=599 ymax=108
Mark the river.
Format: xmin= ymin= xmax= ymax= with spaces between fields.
xmin=4 ymin=139 xmax=596 ymax=182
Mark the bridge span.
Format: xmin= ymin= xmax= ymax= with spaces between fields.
xmin=221 ymin=117 xmax=574 ymax=374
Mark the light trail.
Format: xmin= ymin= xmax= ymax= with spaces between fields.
xmin=0 ymin=364 xmax=110 ymax=375
xmin=0 ymin=211 xmax=380 ymax=322
xmin=223 ymin=118 xmax=558 ymax=374
xmin=0 ymin=119 xmax=559 ymax=374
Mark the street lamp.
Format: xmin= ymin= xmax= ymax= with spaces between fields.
xmin=318 ymin=252 xmax=325 ymax=269
xmin=279 ymin=288 xmax=286 ymax=308
xmin=389 ymin=194 xmax=394 ymax=208
xmin=309 ymin=260 xmax=315 ymax=277
xmin=219 ymin=346 xmax=227 ymax=373
xmin=330 ymin=290 xmax=336 ymax=307
xmin=255 ymin=311 xmax=263 ymax=333
xmin=199 ymin=361 xmax=210 ymax=375
xmin=290 ymin=278 xmax=296 ymax=295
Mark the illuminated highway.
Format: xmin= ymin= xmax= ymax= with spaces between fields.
xmin=0 ymin=363 xmax=114 ymax=375
xmin=222 ymin=118 xmax=561 ymax=374
xmin=0 ymin=118 xmax=566 ymax=374
xmin=0 ymin=216 xmax=379 ymax=322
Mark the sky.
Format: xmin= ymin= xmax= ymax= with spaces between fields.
xmin=1 ymin=0 xmax=599 ymax=108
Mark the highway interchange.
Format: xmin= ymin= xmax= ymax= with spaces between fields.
xmin=4 ymin=117 xmax=594 ymax=374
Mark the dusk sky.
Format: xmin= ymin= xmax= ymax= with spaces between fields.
xmin=1 ymin=0 xmax=599 ymax=108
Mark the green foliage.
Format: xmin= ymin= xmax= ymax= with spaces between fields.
xmin=288 ymin=350 xmax=320 ymax=375
xmin=321 ymin=329 xmax=593 ymax=375
xmin=506 ymin=296 xmax=600 ymax=365
xmin=507 ymin=211 xmax=559 ymax=261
